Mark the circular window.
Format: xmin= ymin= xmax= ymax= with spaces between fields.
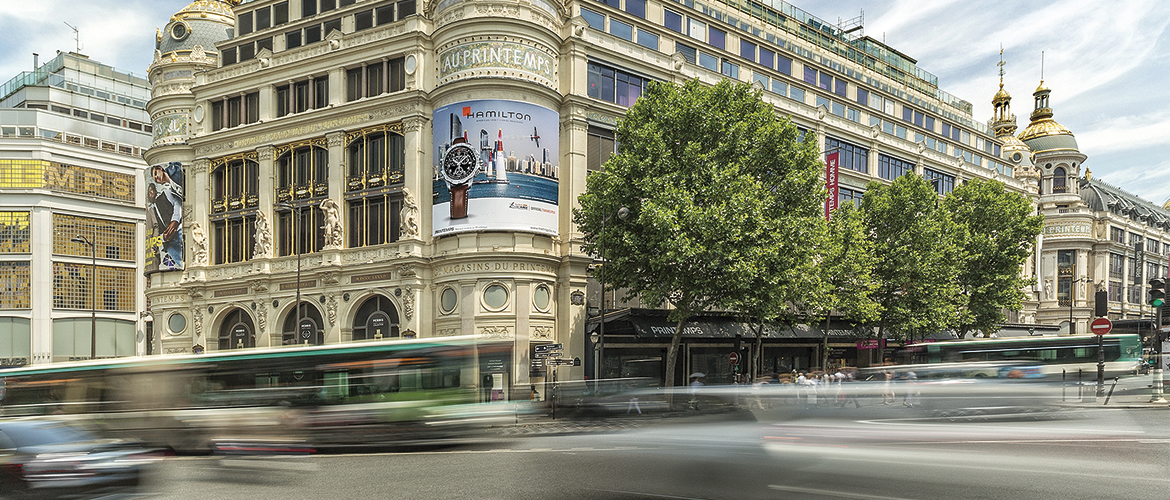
xmin=168 ymin=313 xmax=187 ymax=334
xmin=483 ymin=284 xmax=509 ymax=311
xmin=440 ymin=287 xmax=458 ymax=314
xmin=170 ymin=22 xmax=189 ymax=40
xmin=1011 ymin=152 xmax=1022 ymax=163
xmin=533 ymin=284 xmax=551 ymax=312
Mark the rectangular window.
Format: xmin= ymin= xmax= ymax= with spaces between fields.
xmin=625 ymin=0 xmax=646 ymax=18
xmin=878 ymin=153 xmax=913 ymax=181
xmin=740 ymin=40 xmax=756 ymax=61
xmin=323 ymin=18 xmax=341 ymax=35
xmin=245 ymin=92 xmax=259 ymax=124
xmin=770 ymin=80 xmax=786 ymax=96
xmin=588 ymin=61 xmax=648 ymax=107
xmin=776 ymin=55 xmax=791 ymax=75
xmin=834 ymin=79 xmax=846 ymax=97
xmin=698 ymin=52 xmax=717 ymax=71
xmin=838 ymin=187 xmax=864 ymax=209
xmin=721 ymin=59 xmax=738 ymax=79
xmin=256 ymin=7 xmax=271 ymax=30
xmin=222 ymin=47 xmax=237 ymax=66
xmin=211 ymin=101 xmax=224 ymax=131
xmin=321 ymin=0 xmax=336 ymax=10
xmin=688 ymin=18 xmax=706 ymax=42
xmin=903 ymin=107 xmax=913 ymax=122
xmin=275 ymin=1 xmax=289 ymax=24
xmin=664 ymin=9 xmax=683 ymax=34
xmin=239 ymin=11 xmax=254 ymax=35
xmin=376 ymin=5 xmax=394 ymax=25
xmin=366 ymin=62 xmax=384 ymax=97
xmin=286 ymin=29 xmax=302 ymax=49
xmin=758 ymin=48 xmax=773 ymax=69
xmin=826 ymin=137 xmax=868 ymax=174
xmin=923 ymin=168 xmax=956 ymax=195
xmin=818 ymin=72 xmax=831 ymax=91
xmin=305 ymin=24 xmax=322 ymax=44
xmin=636 ymin=30 xmax=658 ymax=50
xmin=913 ymin=111 xmax=924 ymax=127
xmin=752 ymin=72 xmax=768 ymax=88
xmin=803 ymin=66 xmax=816 ymax=85
xmin=856 ymin=88 xmax=868 ymax=107
xmin=294 ymin=81 xmax=310 ymax=113
xmin=675 ymin=42 xmax=696 ymax=64
xmin=239 ymin=43 xmax=255 ymax=62
xmin=581 ymin=7 xmax=605 ymax=30
xmin=708 ymin=26 xmax=725 ymax=49
xmin=303 ymin=0 xmax=318 ymax=17
xmin=313 ymin=76 xmax=328 ymax=109
xmin=610 ymin=19 xmax=633 ymax=41
xmin=355 ymin=9 xmax=374 ymax=30
xmin=397 ymin=0 xmax=416 ymax=19
xmin=924 ymin=116 xmax=935 ymax=132
xmin=587 ymin=126 xmax=617 ymax=172
xmin=789 ymin=86 xmax=804 ymax=103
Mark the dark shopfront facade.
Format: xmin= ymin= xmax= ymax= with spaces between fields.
xmin=585 ymin=308 xmax=901 ymax=386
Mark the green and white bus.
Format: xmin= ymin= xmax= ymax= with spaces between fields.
xmin=0 ymin=336 xmax=515 ymax=452
xmin=918 ymin=334 xmax=1143 ymax=379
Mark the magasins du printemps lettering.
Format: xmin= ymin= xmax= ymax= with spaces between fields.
xmin=435 ymin=261 xmax=556 ymax=277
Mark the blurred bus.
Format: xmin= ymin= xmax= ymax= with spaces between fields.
xmin=0 ymin=336 xmax=514 ymax=452
xmin=918 ymin=334 xmax=1142 ymax=379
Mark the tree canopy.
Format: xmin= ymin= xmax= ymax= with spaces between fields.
xmin=942 ymin=178 xmax=1043 ymax=338
xmin=574 ymin=78 xmax=824 ymax=387
xmin=861 ymin=173 xmax=961 ymax=342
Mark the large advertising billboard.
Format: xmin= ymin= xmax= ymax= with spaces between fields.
xmin=432 ymin=100 xmax=559 ymax=237
xmin=146 ymin=162 xmax=185 ymax=272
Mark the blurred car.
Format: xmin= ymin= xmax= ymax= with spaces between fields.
xmin=0 ymin=419 xmax=162 ymax=499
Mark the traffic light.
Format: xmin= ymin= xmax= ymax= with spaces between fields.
xmin=1148 ymin=278 xmax=1165 ymax=307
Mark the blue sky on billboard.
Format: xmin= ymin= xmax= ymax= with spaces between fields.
xmin=2 ymin=0 xmax=1168 ymax=205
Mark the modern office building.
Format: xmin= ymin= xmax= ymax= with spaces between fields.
xmin=145 ymin=0 xmax=1035 ymax=388
xmin=0 ymin=52 xmax=152 ymax=367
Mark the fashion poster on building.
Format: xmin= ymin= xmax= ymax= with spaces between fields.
xmin=432 ymin=100 xmax=559 ymax=236
xmin=145 ymin=161 xmax=185 ymax=272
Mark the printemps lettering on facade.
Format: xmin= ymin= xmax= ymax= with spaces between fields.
xmin=440 ymin=41 xmax=554 ymax=79
xmin=435 ymin=261 xmax=557 ymax=277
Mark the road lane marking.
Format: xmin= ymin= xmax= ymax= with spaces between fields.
xmin=769 ymin=485 xmax=918 ymax=500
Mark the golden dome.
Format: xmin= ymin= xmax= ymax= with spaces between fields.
xmin=172 ymin=0 xmax=237 ymax=25
xmin=1035 ymin=80 xmax=1049 ymax=93
xmin=1018 ymin=118 xmax=1073 ymax=142
xmin=994 ymin=86 xmax=1011 ymax=101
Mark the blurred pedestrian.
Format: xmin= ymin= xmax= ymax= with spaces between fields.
xmin=882 ymin=369 xmax=896 ymax=405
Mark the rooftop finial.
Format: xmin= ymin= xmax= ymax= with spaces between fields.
xmin=1040 ymin=50 xmax=1045 ymax=84
xmin=997 ymin=44 xmax=1005 ymax=88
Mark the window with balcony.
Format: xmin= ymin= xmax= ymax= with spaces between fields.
xmin=276 ymin=139 xmax=329 ymax=204
xmin=1052 ymin=167 xmax=1067 ymax=193
xmin=346 ymin=123 xmax=405 ymax=192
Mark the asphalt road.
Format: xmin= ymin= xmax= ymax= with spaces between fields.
xmin=139 ymin=406 xmax=1170 ymax=500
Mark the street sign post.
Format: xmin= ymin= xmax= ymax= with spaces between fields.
xmin=729 ymin=352 xmax=739 ymax=366
xmin=1090 ymin=317 xmax=1112 ymax=335
xmin=534 ymin=343 xmax=563 ymax=353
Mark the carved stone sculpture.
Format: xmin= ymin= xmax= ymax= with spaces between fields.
xmin=320 ymin=199 xmax=344 ymax=248
xmin=253 ymin=210 xmax=273 ymax=258
xmin=400 ymin=188 xmax=420 ymax=239
xmin=190 ymin=222 xmax=208 ymax=266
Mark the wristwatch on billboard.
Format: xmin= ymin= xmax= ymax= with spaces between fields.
xmin=441 ymin=139 xmax=480 ymax=219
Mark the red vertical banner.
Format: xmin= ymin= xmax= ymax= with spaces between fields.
xmin=825 ymin=152 xmax=839 ymax=219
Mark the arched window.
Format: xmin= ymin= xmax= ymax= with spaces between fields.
xmin=351 ymin=295 xmax=400 ymax=341
xmin=282 ymin=301 xmax=325 ymax=345
xmin=1053 ymin=167 xmax=1067 ymax=193
xmin=217 ymin=308 xmax=255 ymax=350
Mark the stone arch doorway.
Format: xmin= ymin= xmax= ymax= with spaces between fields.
xmin=281 ymin=302 xmax=325 ymax=345
xmin=218 ymin=308 xmax=256 ymax=350
xmin=352 ymin=294 xmax=400 ymax=341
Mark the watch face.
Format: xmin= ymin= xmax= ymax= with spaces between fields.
xmin=442 ymin=143 xmax=480 ymax=185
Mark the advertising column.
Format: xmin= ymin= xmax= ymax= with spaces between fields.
xmin=432 ymin=100 xmax=559 ymax=237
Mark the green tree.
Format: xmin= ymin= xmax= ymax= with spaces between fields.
xmin=574 ymin=79 xmax=824 ymax=389
xmin=861 ymin=173 xmax=960 ymax=343
xmin=804 ymin=203 xmax=880 ymax=369
xmin=942 ymin=178 xmax=1043 ymax=338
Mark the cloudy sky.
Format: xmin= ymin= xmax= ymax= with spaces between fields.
xmin=2 ymin=0 xmax=1168 ymax=205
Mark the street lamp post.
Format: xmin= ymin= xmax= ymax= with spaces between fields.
xmin=71 ymin=235 xmax=96 ymax=359
xmin=1068 ymin=276 xmax=1089 ymax=335
xmin=595 ymin=206 xmax=629 ymax=381
xmin=277 ymin=202 xmax=302 ymax=345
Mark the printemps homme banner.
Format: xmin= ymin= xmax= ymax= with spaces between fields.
xmin=432 ymin=100 xmax=559 ymax=236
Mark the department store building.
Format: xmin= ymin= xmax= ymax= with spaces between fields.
xmin=145 ymin=0 xmax=1050 ymax=389
xmin=0 ymin=52 xmax=152 ymax=367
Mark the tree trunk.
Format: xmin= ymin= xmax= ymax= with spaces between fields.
xmin=754 ymin=323 xmax=765 ymax=380
xmin=821 ymin=309 xmax=833 ymax=372
xmin=663 ymin=317 xmax=689 ymax=409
